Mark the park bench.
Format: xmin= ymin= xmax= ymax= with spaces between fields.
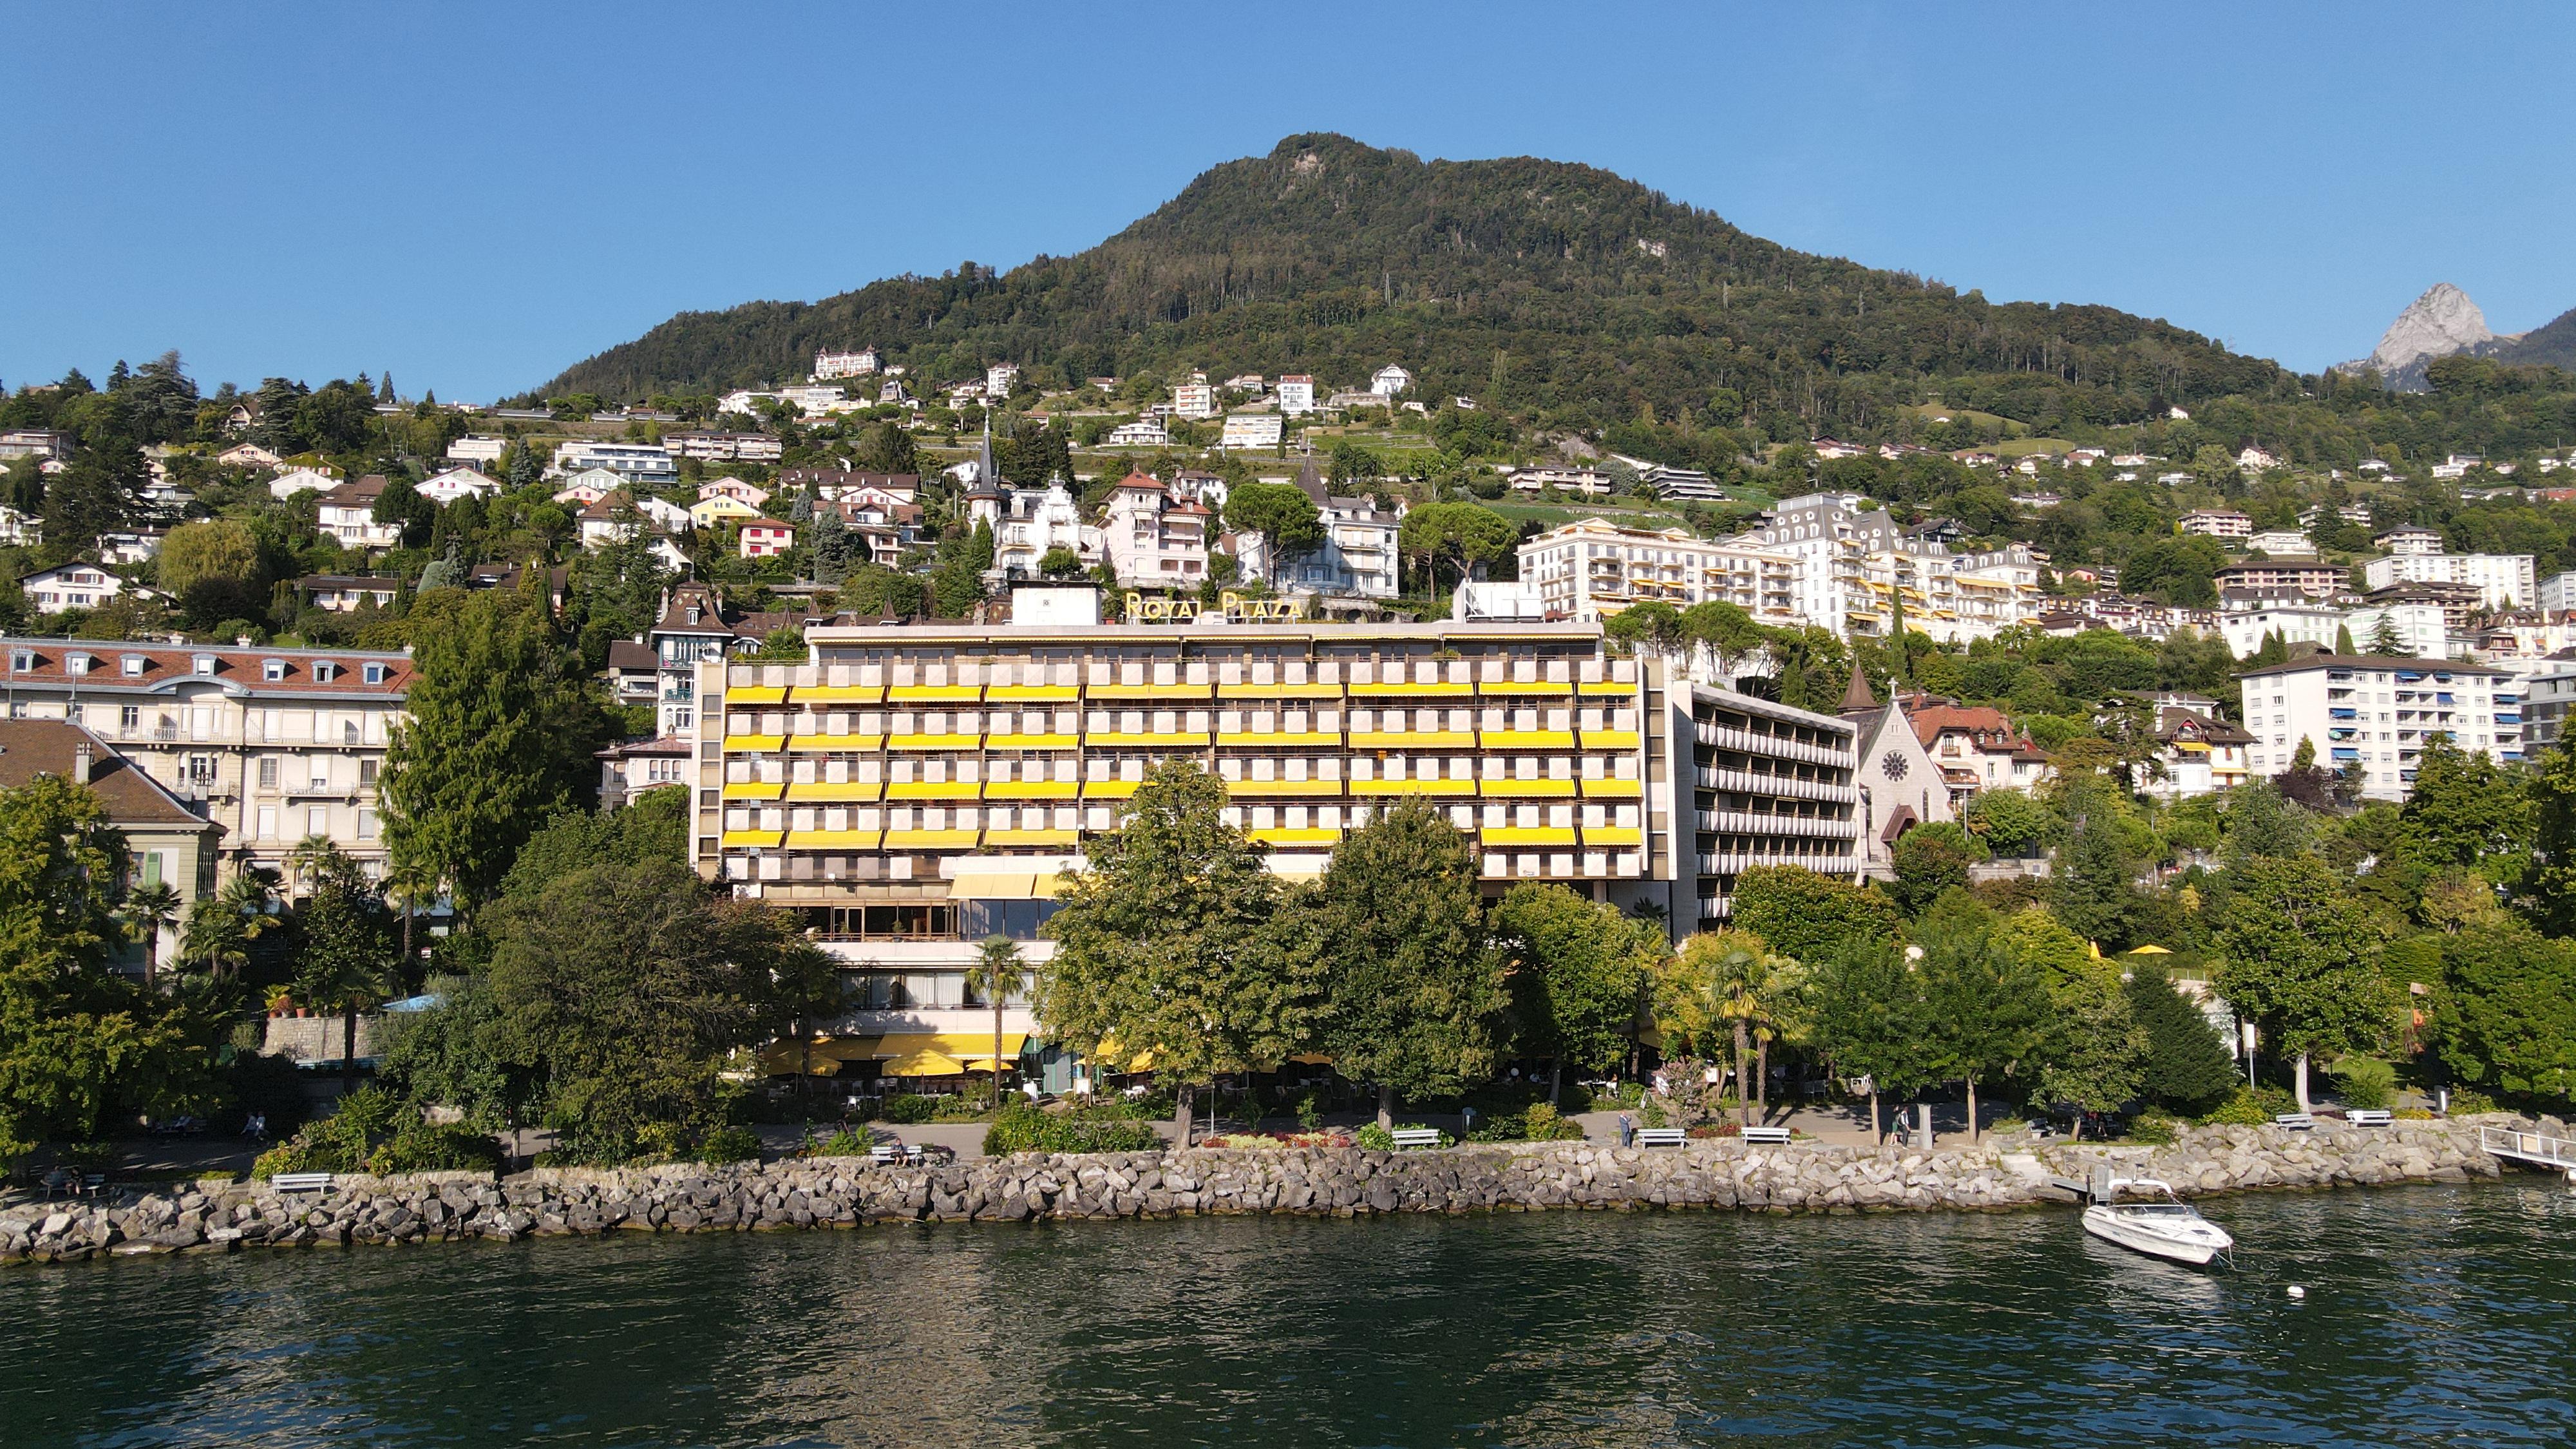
xmin=869 ymin=1142 xmax=925 ymax=1166
xmin=2273 ymin=1113 xmax=2316 ymax=1131
xmin=1388 ymin=1128 xmax=1443 ymax=1151
xmin=2344 ymin=1109 xmax=2393 ymax=1127
xmin=1739 ymin=1126 xmax=1792 ymax=1145
xmin=1633 ymin=1127 xmax=1687 ymax=1148
xmin=270 ymin=1173 xmax=334 ymax=1193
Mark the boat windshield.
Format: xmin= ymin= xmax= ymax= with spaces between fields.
xmin=2117 ymin=1202 xmax=2196 ymax=1214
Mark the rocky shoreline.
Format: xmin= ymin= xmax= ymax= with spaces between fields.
xmin=3 ymin=1117 xmax=2552 ymax=1265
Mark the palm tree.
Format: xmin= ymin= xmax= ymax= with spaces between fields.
xmin=122 ymin=882 xmax=182 ymax=987
xmin=183 ymin=868 xmax=279 ymax=981
xmin=383 ymin=855 xmax=439 ymax=983
xmin=1700 ymin=938 xmax=1804 ymax=1126
xmin=965 ymin=935 xmax=1030 ymax=1104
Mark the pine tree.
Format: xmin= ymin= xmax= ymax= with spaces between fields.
xmin=2126 ymin=968 xmax=2239 ymax=1113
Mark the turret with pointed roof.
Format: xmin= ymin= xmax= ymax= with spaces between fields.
xmin=1839 ymin=661 xmax=1877 ymax=717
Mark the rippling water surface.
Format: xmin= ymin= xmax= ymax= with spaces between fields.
xmin=6 ymin=1181 xmax=2573 ymax=1447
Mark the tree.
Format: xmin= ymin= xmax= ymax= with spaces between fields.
xmin=1327 ymin=440 xmax=1381 ymax=489
xmin=1676 ymin=932 xmax=1804 ymax=1124
xmin=1037 ymin=546 xmax=1084 ymax=578
xmin=156 ymin=518 xmax=267 ymax=625
xmin=1397 ymin=502 xmax=1515 ymax=596
xmin=1312 ymin=800 xmax=1506 ymax=1128
xmin=2126 ymin=968 xmax=2239 ymax=1114
xmin=1728 ymin=864 xmax=1900 ymax=964
xmin=1493 ymin=883 xmax=1658 ymax=1101
xmin=1222 ymin=480 xmax=1324 ymax=558
xmin=482 ymin=857 xmax=817 ymax=1160
xmin=382 ymin=587 xmax=609 ymax=914
xmin=2212 ymin=855 xmax=2398 ymax=1111
xmin=1888 ymin=822 xmax=1979 ymax=917
xmin=1808 ymin=940 xmax=1933 ymax=1142
xmin=2221 ymin=778 xmax=2315 ymax=867
xmin=0 ymin=774 xmax=211 ymax=1160
xmin=1960 ymin=788 xmax=2051 ymax=858
xmin=1603 ymin=601 xmax=1685 ymax=662
xmin=2050 ymin=777 xmax=2137 ymax=947
xmin=1996 ymin=907 xmax=2144 ymax=1132
xmin=121 ymin=882 xmax=182 ymax=987
xmin=2364 ymin=612 xmax=2408 ymax=656
xmin=182 ymin=869 xmax=278 ymax=981
xmin=1919 ymin=925 xmax=2052 ymax=1141
xmin=2393 ymin=736 xmax=2535 ymax=907
xmin=2432 ymin=923 xmax=2576 ymax=1107
xmin=966 ymin=936 xmax=1030 ymax=1101
xmin=2524 ymin=737 xmax=2576 ymax=938
xmin=288 ymin=839 xmax=394 ymax=1096
xmin=1038 ymin=762 xmax=1317 ymax=1140
xmin=863 ymin=419 xmax=919 ymax=475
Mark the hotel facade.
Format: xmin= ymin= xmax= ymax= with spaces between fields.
xmin=692 ymin=607 xmax=1860 ymax=1084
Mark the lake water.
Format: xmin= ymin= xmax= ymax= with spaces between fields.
xmin=6 ymin=1180 xmax=2572 ymax=1447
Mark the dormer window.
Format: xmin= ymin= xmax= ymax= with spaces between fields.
xmin=66 ymin=653 xmax=92 ymax=676
xmin=192 ymin=654 xmax=217 ymax=676
xmin=8 ymin=649 xmax=33 ymax=672
xmin=121 ymin=655 xmax=146 ymax=677
xmin=363 ymin=662 xmax=388 ymax=685
xmin=312 ymin=661 xmax=338 ymax=683
xmin=262 ymin=659 xmax=287 ymax=681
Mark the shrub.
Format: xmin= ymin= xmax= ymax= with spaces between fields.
xmin=2329 ymin=1056 xmax=2396 ymax=1112
xmin=366 ymin=1121 xmax=504 ymax=1175
xmin=694 ymin=1126 xmax=763 ymax=1163
xmin=2446 ymin=1086 xmax=2497 ymax=1115
xmin=2126 ymin=1113 xmax=2179 ymax=1146
xmin=1686 ymin=1122 xmax=1741 ymax=1139
xmin=876 ymin=1094 xmax=936 ymax=1124
xmin=1638 ymin=1099 xmax=1669 ymax=1129
xmin=1354 ymin=1123 xmax=1394 ymax=1151
xmin=814 ymin=1129 xmax=873 ymax=1157
xmin=1523 ymin=1103 xmax=1582 ymax=1141
xmin=982 ymin=1100 xmax=1161 ymax=1156
xmin=2196 ymin=1089 xmax=2268 ymax=1126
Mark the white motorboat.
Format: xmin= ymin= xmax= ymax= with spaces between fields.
xmin=2081 ymin=1179 xmax=2235 ymax=1266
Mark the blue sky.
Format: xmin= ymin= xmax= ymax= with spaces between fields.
xmin=3 ymin=3 xmax=2568 ymax=401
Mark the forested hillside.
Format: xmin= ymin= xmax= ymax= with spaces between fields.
xmin=545 ymin=134 xmax=2291 ymax=444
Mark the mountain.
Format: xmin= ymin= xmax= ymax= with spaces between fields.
xmin=2333 ymin=283 xmax=2576 ymax=392
xmin=542 ymin=134 xmax=2287 ymax=438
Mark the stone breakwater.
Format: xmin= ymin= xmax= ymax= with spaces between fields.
xmin=1 ymin=1118 xmax=2543 ymax=1265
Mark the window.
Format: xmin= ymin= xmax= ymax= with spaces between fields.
xmin=262 ymin=659 xmax=287 ymax=681
xmin=66 ymin=653 xmax=91 ymax=676
xmin=258 ymin=757 xmax=278 ymax=789
xmin=120 ymin=655 xmax=145 ymax=677
xmin=359 ymin=759 xmax=377 ymax=786
xmin=356 ymin=809 xmax=377 ymax=841
xmin=363 ymin=662 xmax=387 ymax=685
xmin=343 ymin=720 xmax=360 ymax=745
xmin=192 ymin=654 xmax=216 ymax=676
xmin=119 ymin=705 xmax=140 ymax=731
xmin=256 ymin=806 xmax=278 ymax=840
xmin=185 ymin=755 xmax=215 ymax=785
xmin=312 ymin=661 xmax=337 ymax=683
xmin=306 ymin=806 xmax=328 ymax=837
xmin=7 ymin=649 xmax=32 ymax=672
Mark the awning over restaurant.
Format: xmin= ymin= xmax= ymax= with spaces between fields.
xmin=880 ymin=1048 xmax=966 ymax=1077
xmin=943 ymin=868 xmax=1068 ymax=900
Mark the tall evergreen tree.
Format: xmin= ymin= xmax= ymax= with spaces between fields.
xmin=2126 ymin=968 xmax=2239 ymax=1113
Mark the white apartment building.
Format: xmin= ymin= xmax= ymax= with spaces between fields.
xmin=666 ymin=431 xmax=784 ymax=463
xmin=1232 ymin=462 xmax=1401 ymax=601
xmin=268 ymin=466 xmax=341 ymax=500
xmin=985 ymin=363 xmax=1019 ymax=397
xmin=2221 ymin=603 xmax=2347 ymax=659
xmin=1275 ymin=375 xmax=1316 ymax=415
xmin=815 ymin=347 xmax=879 ymax=380
xmin=989 ymin=481 xmax=1098 ymax=582
xmin=1 ymin=639 xmax=412 ymax=878
xmin=1172 ymin=383 xmax=1218 ymax=420
xmin=1103 ymin=420 xmax=1168 ymax=447
xmin=1102 ymin=473 xmax=1210 ymax=587
xmin=2239 ymin=654 xmax=2516 ymax=800
xmin=550 ymin=440 xmax=679 ymax=486
xmin=417 ymin=467 xmax=500 ymax=506
xmin=2343 ymin=602 xmax=2455 ymax=659
xmin=2375 ymin=526 xmax=2445 ymax=556
xmin=316 ymin=477 xmax=402 ymax=551
xmin=1219 ymin=413 xmax=1283 ymax=450
xmin=2523 ymin=659 xmax=2576 ymax=751
xmin=2537 ymin=569 xmax=2576 ymax=616
xmin=1371 ymin=365 xmax=1413 ymax=396
xmin=2179 ymin=509 xmax=2253 ymax=539
xmin=19 ymin=565 xmax=151 ymax=615
xmin=2360 ymin=553 xmax=2534 ymax=609
xmin=1508 ymin=467 xmax=1613 ymax=497
xmin=1735 ymin=494 xmax=2038 ymax=641
xmin=1517 ymin=518 xmax=1799 ymax=627
xmin=446 ymin=435 xmax=507 ymax=465
xmin=2248 ymin=529 xmax=2313 ymax=555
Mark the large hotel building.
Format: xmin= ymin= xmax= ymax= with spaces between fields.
xmin=693 ymin=589 xmax=1862 ymax=1084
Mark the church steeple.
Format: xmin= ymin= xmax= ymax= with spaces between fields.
xmin=1840 ymin=660 xmax=1877 ymax=715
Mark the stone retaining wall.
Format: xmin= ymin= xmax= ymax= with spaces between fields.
xmin=1 ymin=1117 xmax=2543 ymax=1266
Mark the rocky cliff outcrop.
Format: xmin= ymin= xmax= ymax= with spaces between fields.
xmin=2340 ymin=283 xmax=2528 ymax=390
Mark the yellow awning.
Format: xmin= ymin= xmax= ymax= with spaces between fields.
xmin=1289 ymin=1052 xmax=1335 ymax=1065
xmin=2124 ymin=944 xmax=2175 ymax=955
xmin=872 ymin=1032 xmax=1028 ymax=1065
xmin=882 ymin=1049 xmax=965 ymax=1077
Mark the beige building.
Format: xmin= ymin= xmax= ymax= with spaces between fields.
xmin=1516 ymin=518 xmax=1800 ymax=626
xmin=691 ymin=610 xmax=1864 ymax=1083
xmin=1 ymin=638 xmax=413 ymax=880
xmin=0 ymin=719 xmax=227 ymax=974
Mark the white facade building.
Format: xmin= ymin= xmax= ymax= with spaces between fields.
xmin=2179 ymin=509 xmax=2253 ymax=539
xmin=551 ymin=440 xmax=679 ymax=486
xmin=19 ymin=565 xmax=142 ymax=614
xmin=2537 ymin=569 xmax=2576 ymax=616
xmin=2248 ymin=529 xmax=2313 ymax=555
xmin=1371 ymin=364 xmax=1413 ymax=396
xmin=1172 ymin=384 xmax=1218 ymax=420
xmin=1517 ymin=518 xmax=1800 ymax=626
xmin=2239 ymin=654 xmax=2516 ymax=800
xmin=1218 ymin=413 xmax=1283 ymax=451
xmin=445 ymin=435 xmax=507 ymax=465
xmin=2360 ymin=553 xmax=2535 ymax=609
xmin=990 ymin=482 xmax=1098 ymax=582
xmin=815 ymin=348 xmax=879 ymax=380
xmin=1275 ymin=375 xmax=1316 ymax=416
xmin=1101 ymin=473 xmax=1210 ymax=587
xmin=1231 ymin=462 xmax=1401 ymax=601
xmin=416 ymin=467 xmax=500 ymax=506
xmin=2374 ymin=526 xmax=2445 ymax=556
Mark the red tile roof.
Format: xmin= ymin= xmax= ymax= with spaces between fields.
xmin=0 ymin=639 xmax=413 ymax=696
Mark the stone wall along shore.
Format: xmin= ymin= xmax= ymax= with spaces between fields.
xmin=3 ymin=1116 xmax=2552 ymax=1265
